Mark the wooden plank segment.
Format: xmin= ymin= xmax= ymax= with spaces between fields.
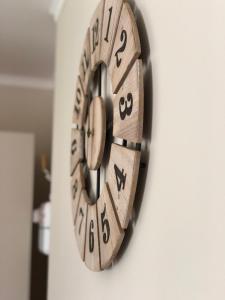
xmin=72 ymin=76 xmax=88 ymax=128
xmin=71 ymin=163 xmax=85 ymax=224
xmin=106 ymin=143 xmax=140 ymax=229
xmin=85 ymin=96 xmax=106 ymax=170
xmin=85 ymin=203 xmax=101 ymax=271
xmin=97 ymin=183 xmax=124 ymax=269
xmin=79 ymin=28 xmax=92 ymax=95
xmin=109 ymin=2 xmax=141 ymax=93
xmin=71 ymin=128 xmax=84 ymax=175
xmin=75 ymin=190 xmax=88 ymax=260
xmin=89 ymin=0 xmax=105 ymax=71
xmin=113 ymin=59 xmax=143 ymax=143
xmin=100 ymin=0 xmax=123 ymax=66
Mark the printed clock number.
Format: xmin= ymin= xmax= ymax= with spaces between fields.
xmin=81 ymin=50 xmax=89 ymax=77
xmin=104 ymin=6 xmax=113 ymax=43
xmin=71 ymin=139 xmax=77 ymax=155
xmin=75 ymin=87 xmax=81 ymax=114
xmin=101 ymin=204 xmax=110 ymax=244
xmin=114 ymin=164 xmax=127 ymax=192
xmin=72 ymin=179 xmax=78 ymax=199
xmin=115 ymin=29 xmax=127 ymax=68
xmin=78 ymin=207 xmax=84 ymax=235
xmin=92 ymin=18 xmax=99 ymax=53
xmin=119 ymin=93 xmax=133 ymax=120
xmin=89 ymin=220 xmax=94 ymax=253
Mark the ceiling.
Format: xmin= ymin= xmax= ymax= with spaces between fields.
xmin=0 ymin=0 xmax=55 ymax=83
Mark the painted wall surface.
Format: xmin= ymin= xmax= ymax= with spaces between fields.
xmin=48 ymin=0 xmax=225 ymax=299
xmin=0 ymin=85 xmax=53 ymax=300
xmin=0 ymin=132 xmax=34 ymax=300
xmin=0 ymin=85 xmax=53 ymax=208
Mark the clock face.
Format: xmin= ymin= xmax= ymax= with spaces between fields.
xmin=71 ymin=0 xmax=144 ymax=271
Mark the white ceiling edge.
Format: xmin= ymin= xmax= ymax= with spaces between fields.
xmin=49 ymin=0 xmax=66 ymax=21
xmin=0 ymin=74 xmax=54 ymax=91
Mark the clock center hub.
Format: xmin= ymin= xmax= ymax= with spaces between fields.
xmin=85 ymin=96 xmax=106 ymax=170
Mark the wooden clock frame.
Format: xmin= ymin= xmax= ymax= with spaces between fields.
xmin=71 ymin=0 xmax=144 ymax=271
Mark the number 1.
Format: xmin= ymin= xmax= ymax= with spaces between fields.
xmin=104 ymin=6 xmax=113 ymax=43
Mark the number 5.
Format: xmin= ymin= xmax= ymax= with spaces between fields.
xmin=101 ymin=204 xmax=110 ymax=244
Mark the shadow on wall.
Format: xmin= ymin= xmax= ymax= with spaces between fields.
xmin=114 ymin=0 xmax=153 ymax=265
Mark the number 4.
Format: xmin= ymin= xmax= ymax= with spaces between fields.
xmin=114 ymin=164 xmax=126 ymax=192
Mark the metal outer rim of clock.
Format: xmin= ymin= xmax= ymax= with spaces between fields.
xmin=71 ymin=0 xmax=144 ymax=271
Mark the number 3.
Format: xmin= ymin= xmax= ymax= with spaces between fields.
xmin=119 ymin=93 xmax=133 ymax=120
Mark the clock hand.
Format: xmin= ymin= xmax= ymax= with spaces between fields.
xmin=97 ymin=64 xmax=102 ymax=199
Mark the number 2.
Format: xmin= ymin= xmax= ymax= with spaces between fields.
xmin=115 ymin=29 xmax=127 ymax=68
xmin=114 ymin=164 xmax=126 ymax=192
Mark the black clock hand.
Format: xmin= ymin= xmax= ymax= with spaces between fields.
xmin=97 ymin=64 xmax=102 ymax=199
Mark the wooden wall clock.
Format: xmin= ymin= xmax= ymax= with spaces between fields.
xmin=71 ymin=0 xmax=144 ymax=271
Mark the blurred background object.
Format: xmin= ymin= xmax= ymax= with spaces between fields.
xmin=33 ymin=199 xmax=51 ymax=256
xmin=33 ymin=154 xmax=51 ymax=256
xmin=0 ymin=132 xmax=34 ymax=300
xmin=0 ymin=1 xmax=55 ymax=300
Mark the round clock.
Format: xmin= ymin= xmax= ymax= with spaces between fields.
xmin=71 ymin=0 xmax=143 ymax=271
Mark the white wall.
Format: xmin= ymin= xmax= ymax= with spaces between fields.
xmin=48 ymin=0 xmax=225 ymax=299
xmin=0 ymin=132 xmax=34 ymax=300
xmin=0 ymin=84 xmax=53 ymax=298
xmin=0 ymin=85 xmax=53 ymax=206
